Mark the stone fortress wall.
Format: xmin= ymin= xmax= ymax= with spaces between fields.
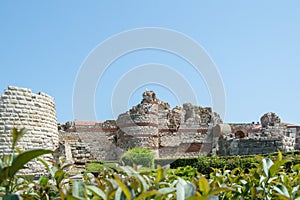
xmin=59 ymin=91 xmax=225 ymax=162
xmin=216 ymin=112 xmax=299 ymax=156
xmin=60 ymin=90 xmax=300 ymax=163
xmin=0 ymin=86 xmax=59 ymax=173
xmin=1 ymin=86 xmax=299 ymax=168
xmin=58 ymin=120 xmax=121 ymax=164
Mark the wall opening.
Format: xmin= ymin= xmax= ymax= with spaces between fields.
xmin=235 ymin=130 xmax=247 ymax=138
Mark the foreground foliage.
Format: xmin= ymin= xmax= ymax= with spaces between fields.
xmin=1 ymin=129 xmax=300 ymax=199
xmin=0 ymin=128 xmax=54 ymax=199
xmin=2 ymin=151 xmax=300 ymax=199
xmin=156 ymin=153 xmax=300 ymax=176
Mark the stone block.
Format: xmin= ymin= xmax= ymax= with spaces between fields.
xmin=19 ymin=100 xmax=27 ymax=105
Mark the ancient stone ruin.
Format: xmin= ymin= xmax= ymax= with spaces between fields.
xmin=59 ymin=90 xmax=223 ymax=163
xmin=0 ymin=86 xmax=58 ymax=173
xmin=1 ymin=86 xmax=300 ymax=169
xmin=216 ymin=112 xmax=297 ymax=156
xmin=59 ymin=90 xmax=300 ymax=163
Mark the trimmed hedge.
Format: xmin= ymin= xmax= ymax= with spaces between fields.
xmin=155 ymin=151 xmax=300 ymax=176
xmin=155 ymin=158 xmax=198 ymax=167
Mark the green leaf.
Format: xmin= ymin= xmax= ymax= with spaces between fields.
xmin=269 ymin=160 xmax=287 ymax=177
xmin=292 ymin=185 xmax=300 ymax=196
xmin=115 ymin=187 xmax=126 ymax=200
xmin=292 ymin=164 xmax=300 ymax=172
xmin=11 ymin=128 xmax=26 ymax=150
xmin=37 ymin=157 xmax=58 ymax=179
xmin=72 ymin=181 xmax=86 ymax=199
xmin=262 ymin=158 xmax=274 ymax=177
xmin=87 ymin=185 xmax=106 ymax=200
xmin=155 ymin=165 xmax=163 ymax=183
xmin=1 ymin=194 xmax=21 ymax=200
xmin=177 ymin=178 xmax=195 ymax=200
xmin=113 ymin=174 xmax=132 ymax=200
xmin=158 ymin=187 xmax=176 ymax=194
xmin=14 ymin=148 xmax=21 ymax=154
xmin=199 ymin=177 xmax=210 ymax=196
xmin=187 ymin=196 xmax=208 ymax=200
xmin=135 ymin=190 xmax=160 ymax=200
xmin=38 ymin=176 xmax=49 ymax=188
xmin=209 ymin=187 xmax=233 ymax=195
xmin=121 ymin=166 xmax=149 ymax=191
xmin=251 ymin=187 xmax=256 ymax=200
xmin=176 ymin=178 xmax=186 ymax=200
xmin=8 ymin=149 xmax=54 ymax=177
xmin=61 ymin=163 xmax=74 ymax=171
xmin=0 ymin=166 xmax=9 ymax=183
xmin=267 ymin=176 xmax=278 ymax=184
xmin=207 ymin=196 xmax=219 ymax=200
xmin=184 ymin=182 xmax=196 ymax=198
xmin=107 ymin=189 xmax=117 ymax=200
xmin=54 ymin=169 xmax=65 ymax=186
xmin=66 ymin=195 xmax=84 ymax=200
xmin=278 ymin=150 xmax=283 ymax=161
xmin=273 ymin=184 xmax=290 ymax=199
xmin=275 ymin=194 xmax=291 ymax=200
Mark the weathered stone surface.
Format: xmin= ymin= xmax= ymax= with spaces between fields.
xmin=58 ymin=91 xmax=300 ymax=161
xmin=260 ymin=112 xmax=281 ymax=127
xmin=0 ymin=86 xmax=58 ymax=174
xmin=0 ymin=89 xmax=282 ymax=162
xmin=59 ymin=91 xmax=223 ymax=161
xmin=217 ymin=113 xmax=298 ymax=156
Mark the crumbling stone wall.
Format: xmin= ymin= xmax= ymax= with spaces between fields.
xmin=59 ymin=91 xmax=300 ymax=161
xmin=217 ymin=113 xmax=296 ymax=156
xmin=115 ymin=91 xmax=220 ymax=159
xmin=218 ymin=136 xmax=287 ymax=155
xmin=0 ymin=86 xmax=58 ymax=173
xmin=261 ymin=112 xmax=281 ymax=127
xmin=60 ymin=91 xmax=221 ymax=161
xmin=59 ymin=120 xmax=122 ymax=162
xmin=116 ymin=92 xmax=160 ymax=157
xmin=2 ymin=86 xmax=298 ymax=168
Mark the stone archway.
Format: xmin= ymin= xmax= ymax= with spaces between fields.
xmin=235 ymin=130 xmax=247 ymax=138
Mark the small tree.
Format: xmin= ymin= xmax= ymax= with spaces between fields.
xmin=120 ymin=147 xmax=155 ymax=168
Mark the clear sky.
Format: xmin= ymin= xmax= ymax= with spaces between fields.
xmin=1 ymin=1 xmax=300 ymax=124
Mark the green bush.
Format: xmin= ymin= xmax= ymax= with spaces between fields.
xmin=155 ymin=158 xmax=199 ymax=169
xmin=168 ymin=165 xmax=198 ymax=181
xmin=85 ymin=161 xmax=104 ymax=173
xmin=120 ymin=147 xmax=155 ymax=168
xmin=160 ymin=151 xmax=300 ymax=177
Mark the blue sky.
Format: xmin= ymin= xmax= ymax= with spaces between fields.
xmin=1 ymin=1 xmax=300 ymax=124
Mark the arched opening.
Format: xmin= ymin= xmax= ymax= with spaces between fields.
xmin=235 ymin=130 xmax=247 ymax=138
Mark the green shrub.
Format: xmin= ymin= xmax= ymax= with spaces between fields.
xmin=155 ymin=157 xmax=199 ymax=168
xmin=120 ymin=147 xmax=155 ymax=168
xmin=85 ymin=161 xmax=104 ymax=173
xmin=168 ymin=165 xmax=198 ymax=181
xmin=169 ymin=152 xmax=300 ymax=176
